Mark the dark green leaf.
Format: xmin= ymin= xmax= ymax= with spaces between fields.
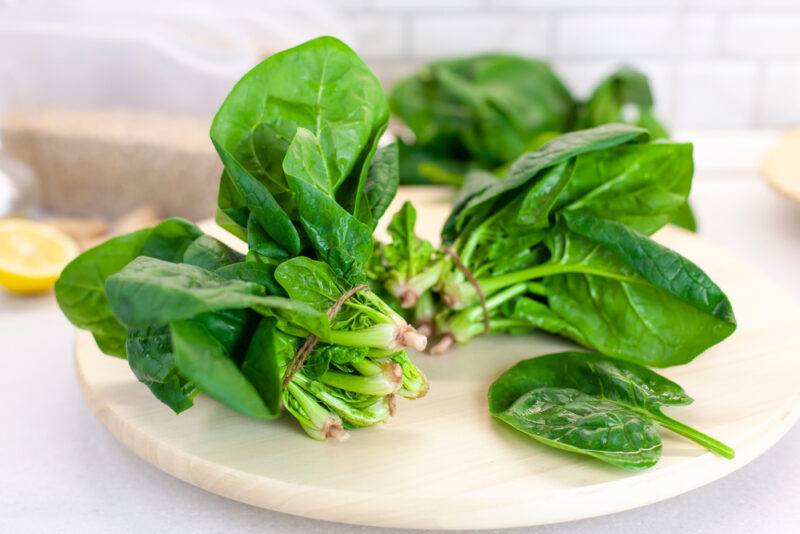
xmin=496 ymin=386 xmax=662 ymax=470
xmin=55 ymin=228 xmax=152 ymax=356
xmin=183 ymin=235 xmax=244 ymax=270
xmin=126 ymin=324 xmax=198 ymax=413
xmin=170 ymin=319 xmax=275 ymax=419
xmin=363 ymin=143 xmax=400 ymax=227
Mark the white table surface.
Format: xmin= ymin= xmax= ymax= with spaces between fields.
xmin=3 ymin=131 xmax=800 ymax=534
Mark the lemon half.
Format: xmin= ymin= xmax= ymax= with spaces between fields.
xmin=0 ymin=219 xmax=79 ymax=294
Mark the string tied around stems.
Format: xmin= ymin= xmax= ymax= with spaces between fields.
xmin=281 ymin=284 xmax=369 ymax=389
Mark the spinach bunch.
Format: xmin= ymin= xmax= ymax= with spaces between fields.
xmin=373 ymin=125 xmax=736 ymax=368
xmin=56 ymin=36 xmax=429 ymax=441
xmin=212 ymin=36 xmax=397 ymax=284
xmin=391 ymin=55 xmax=696 ymax=231
xmin=391 ymin=55 xmax=665 ymax=186
xmin=488 ymin=352 xmax=734 ymax=469
xmin=390 ymin=53 xmax=574 ymax=181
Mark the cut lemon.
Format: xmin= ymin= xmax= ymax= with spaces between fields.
xmin=0 ymin=218 xmax=79 ymax=294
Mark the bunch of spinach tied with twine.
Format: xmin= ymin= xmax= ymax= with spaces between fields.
xmin=370 ymin=125 xmax=737 ymax=467
xmin=55 ymin=36 xmax=429 ymax=441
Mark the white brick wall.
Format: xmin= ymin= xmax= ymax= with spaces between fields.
xmin=329 ymin=0 xmax=800 ymax=129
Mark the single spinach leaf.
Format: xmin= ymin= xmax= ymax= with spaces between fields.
xmin=489 ymin=351 xmax=691 ymax=414
xmin=215 ymin=143 xmax=301 ymax=255
xmin=363 ymin=143 xmax=400 ymax=228
xmin=216 ymin=261 xmax=284 ymax=296
xmin=274 ymin=256 xmax=343 ymax=312
xmin=540 ymin=213 xmax=736 ymax=367
xmin=286 ymin=172 xmax=373 ymax=283
xmin=240 ymin=317 xmax=285 ymax=417
xmin=141 ymin=218 xmax=203 ymax=262
xmin=556 ymin=142 xmax=693 ymax=235
xmin=105 ymin=257 xmax=328 ymax=337
xmin=384 ymin=202 xmax=435 ymax=281
xmin=489 ymin=352 xmax=734 ymax=460
xmin=126 ymin=324 xmax=198 ymax=413
xmin=55 ymin=228 xmax=152 ymax=356
xmin=170 ymin=319 xmax=275 ymax=419
xmin=183 ymin=234 xmax=244 ymax=270
xmin=105 ymin=257 xmax=265 ymax=327
xmin=496 ymin=386 xmax=662 ymax=470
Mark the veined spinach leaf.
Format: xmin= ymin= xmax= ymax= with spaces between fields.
xmin=183 ymin=234 xmax=244 ymax=270
xmin=55 ymin=218 xmax=204 ymax=357
xmin=497 ymin=386 xmax=662 ymax=470
xmin=170 ymin=318 xmax=277 ymax=419
xmin=126 ymin=324 xmax=198 ymax=413
xmin=489 ymin=352 xmax=734 ymax=467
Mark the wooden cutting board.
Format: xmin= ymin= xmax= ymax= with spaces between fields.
xmin=763 ymin=129 xmax=800 ymax=204
xmin=74 ymin=188 xmax=800 ymax=529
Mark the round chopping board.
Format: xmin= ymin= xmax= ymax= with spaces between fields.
xmin=763 ymin=129 xmax=800 ymax=204
xmin=74 ymin=188 xmax=800 ymax=529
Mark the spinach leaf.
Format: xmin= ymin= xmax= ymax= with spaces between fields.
xmin=363 ymin=143 xmax=400 ymax=228
xmin=556 ymin=142 xmax=693 ymax=235
xmin=274 ymin=256 xmax=343 ymax=312
xmin=55 ymin=229 xmax=151 ymax=356
xmin=286 ymin=171 xmax=373 ymax=283
xmin=126 ymin=324 xmax=198 ymax=413
xmin=670 ymin=202 xmax=698 ymax=232
xmin=170 ymin=318 xmax=276 ymax=419
xmin=443 ymin=124 xmax=649 ymax=241
xmin=489 ymin=352 xmax=734 ymax=464
xmin=496 ymin=386 xmax=662 ymax=470
xmin=215 ymin=144 xmax=301 ymax=255
xmin=215 ymin=261 xmax=284 ymax=296
xmin=183 ymin=234 xmax=244 ymax=270
xmin=140 ymin=218 xmax=203 ymax=262
xmin=488 ymin=351 xmax=691 ymax=414
xmin=240 ymin=317 xmax=286 ymax=417
xmin=55 ymin=218 xmax=203 ymax=356
xmin=105 ymin=257 xmax=328 ymax=337
xmin=105 ymin=257 xmax=266 ymax=327
xmin=575 ymin=67 xmax=669 ymax=139
xmin=543 ymin=212 xmax=736 ymax=366
xmin=384 ymin=202 xmax=435 ymax=283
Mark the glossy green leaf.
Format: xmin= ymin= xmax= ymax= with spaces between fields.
xmin=126 ymin=324 xmax=198 ymax=413
xmin=170 ymin=319 xmax=275 ymax=419
xmin=443 ymin=124 xmax=649 ymax=242
xmin=55 ymin=229 xmax=152 ymax=356
xmin=489 ymin=352 xmax=734 ymax=460
xmin=496 ymin=386 xmax=662 ymax=469
xmin=240 ymin=317 xmax=286 ymax=417
xmin=183 ymin=235 xmax=244 ymax=270
xmin=363 ymin=143 xmax=400 ymax=228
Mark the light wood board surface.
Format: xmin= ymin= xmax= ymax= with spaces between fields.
xmin=763 ymin=129 xmax=800 ymax=204
xmin=74 ymin=188 xmax=800 ymax=529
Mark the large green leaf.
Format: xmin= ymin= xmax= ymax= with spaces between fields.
xmin=105 ymin=257 xmax=328 ymax=337
xmin=555 ymin=142 xmax=694 ymax=235
xmin=170 ymin=318 xmax=276 ymax=419
xmin=443 ymin=124 xmax=649 ymax=241
xmin=541 ymin=212 xmax=736 ymax=367
xmin=54 ymin=218 xmax=203 ymax=357
xmin=489 ymin=352 xmax=734 ymax=461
